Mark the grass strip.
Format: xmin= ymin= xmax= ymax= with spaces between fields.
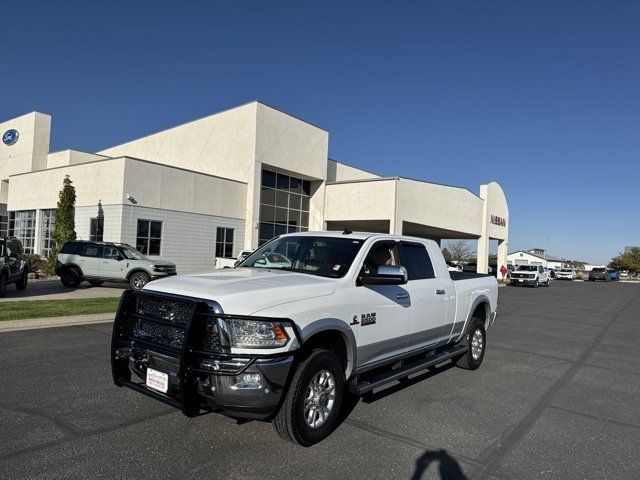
xmin=0 ymin=297 xmax=119 ymax=321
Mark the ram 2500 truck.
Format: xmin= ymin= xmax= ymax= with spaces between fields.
xmin=111 ymin=231 xmax=498 ymax=446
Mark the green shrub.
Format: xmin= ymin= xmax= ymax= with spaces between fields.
xmin=23 ymin=254 xmax=47 ymax=274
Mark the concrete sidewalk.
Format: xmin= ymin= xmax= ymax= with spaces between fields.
xmin=0 ymin=313 xmax=114 ymax=333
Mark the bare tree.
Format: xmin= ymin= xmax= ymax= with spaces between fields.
xmin=447 ymin=240 xmax=473 ymax=262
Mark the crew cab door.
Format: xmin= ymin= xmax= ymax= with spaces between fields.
xmin=398 ymin=242 xmax=450 ymax=350
xmin=354 ymin=241 xmax=411 ymax=367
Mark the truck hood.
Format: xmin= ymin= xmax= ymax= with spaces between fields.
xmin=142 ymin=267 xmax=339 ymax=315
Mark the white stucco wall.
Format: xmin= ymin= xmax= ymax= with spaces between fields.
xmin=47 ymin=150 xmax=110 ymax=169
xmin=324 ymin=179 xmax=397 ymax=223
xmin=97 ymin=102 xmax=258 ymax=183
xmin=327 ymin=160 xmax=380 ymax=182
xmin=1 ymin=112 xmax=51 ymax=180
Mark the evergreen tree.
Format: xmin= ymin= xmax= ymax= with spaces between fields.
xmin=47 ymin=175 xmax=76 ymax=271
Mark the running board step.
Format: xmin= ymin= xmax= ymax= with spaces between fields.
xmin=351 ymin=345 xmax=468 ymax=395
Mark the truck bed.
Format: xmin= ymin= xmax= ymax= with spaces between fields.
xmin=449 ymin=271 xmax=492 ymax=281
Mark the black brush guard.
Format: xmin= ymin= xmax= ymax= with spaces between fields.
xmin=111 ymin=289 xmax=298 ymax=419
xmin=111 ymin=289 xmax=223 ymax=416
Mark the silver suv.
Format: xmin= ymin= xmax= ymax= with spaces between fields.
xmin=55 ymin=241 xmax=176 ymax=290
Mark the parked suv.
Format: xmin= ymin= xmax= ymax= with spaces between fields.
xmin=55 ymin=241 xmax=176 ymax=290
xmin=588 ymin=267 xmax=610 ymax=282
xmin=0 ymin=238 xmax=28 ymax=297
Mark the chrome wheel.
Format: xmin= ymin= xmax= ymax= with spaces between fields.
xmin=131 ymin=273 xmax=148 ymax=290
xmin=471 ymin=328 xmax=484 ymax=361
xmin=304 ymin=370 xmax=336 ymax=429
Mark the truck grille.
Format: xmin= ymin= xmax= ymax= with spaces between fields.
xmin=115 ymin=292 xmax=223 ymax=354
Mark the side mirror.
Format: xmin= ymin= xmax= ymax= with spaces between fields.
xmin=360 ymin=265 xmax=408 ymax=286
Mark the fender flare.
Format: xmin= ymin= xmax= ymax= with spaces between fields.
xmin=126 ymin=268 xmax=152 ymax=281
xmin=455 ymin=295 xmax=491 ymax=343
xmin=58 ymin=263 xmax=84 ymax=277
xmin=299 ymin=319 xmax=357 ymax=379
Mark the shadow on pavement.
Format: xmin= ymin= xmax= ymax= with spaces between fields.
xmin=411 ymin=449 xmax=468 ymax=480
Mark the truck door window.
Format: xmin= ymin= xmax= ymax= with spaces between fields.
xmin=397 ymin=243 xmax=435 ymax=280
xmin=83 ymin=245 xmax=103 ymax=258
xmin=361 ymin=243 xmax=398 ymax=276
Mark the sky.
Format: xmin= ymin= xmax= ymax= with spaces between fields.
xmin=1 ymin=0 xmax=638 ymax=264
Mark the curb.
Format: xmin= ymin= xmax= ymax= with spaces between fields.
xmin=0 ymin=313 xmax=114 ymax=333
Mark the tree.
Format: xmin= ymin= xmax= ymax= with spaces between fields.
xmin=609 ymin=248 xmax=640 ymax=274
xmin=447 ymin=240 xmax=473 ymax=262
xmin=441 ymin=247 xmax=452 ymax=262
xmin=47 ymin=175 xmax=76 ymax=269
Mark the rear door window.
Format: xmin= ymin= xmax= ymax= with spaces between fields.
xmin=397 ymin=243 xmax=435 ymax=280
xmin=82 ymin=245 xmax=103 ymax=258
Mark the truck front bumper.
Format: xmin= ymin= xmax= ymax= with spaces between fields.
xmin=111 ymin=290 xmax=298 ymax=420
xmin=511 ymin=277 xmax=537 ymax=286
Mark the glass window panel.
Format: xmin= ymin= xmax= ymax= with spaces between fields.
xmin=289 ymin=193 xmax=301 ymax=210
xmin=137 ymin=220 xmax=149 ymax=237
xmin=215 ymin=244 xmax=224 ymax=258
xmin=260 ymin=205 xmax=275 ymax=222
xmin=287 ymin=225 xmax=299 ymax=233
xmin=150 ymin=221 xmax=162 ymax=238
xmin=302 ymin=180 xmax=311 ymax=196
xmin=274 ymin=224 xmax=287 ymax=237
xmin=148 ymin=239 xmax=161 ymax=256
xmin=276 ymin=173 xmax=290 ymax=190
xmin=275 ymin=190 xmax=289 ymax=208
xmin=301 ymin=196 xmax=310 ymax=212
xmin=136 ymin=238 xmax=149 ymax=254
xmin=224 ymin=243 xmax=233 ymax=258
xmin=225 ymin=229 xmax=233 ymax=243
xmin=288 ymin=209 xmax=301 ymax=227
xmin=259 ymin=223 xmax=274 ymax=241
xmin=301 ymin=211 xmax=309 ymax=227
xmin=260 ymin=187 xmax=275 ymax=206
xmin=289 ymin=177 xmax=301 ymax=193
xmin=262 ymin=170 xmax=277 ymax=189
xmin=275 ymin=207 xmax=288 ymax=224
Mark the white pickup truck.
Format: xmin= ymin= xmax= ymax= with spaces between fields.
xmin=111 ymin=231 xmax=498 ymax=445
xmin=509 ymin=264 xmax=551 ymax=287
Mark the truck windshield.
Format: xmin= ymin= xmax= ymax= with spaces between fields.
xmin=516 ymin=265 xmax=538 ymax=271
xmin=239 ymin=236 xmax=364 ymax=278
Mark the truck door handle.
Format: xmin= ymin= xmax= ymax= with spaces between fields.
xmin=396 ymin=293 xmax=409 ymax=300
xmin=436 ymin=289 xmax=446 ymax=295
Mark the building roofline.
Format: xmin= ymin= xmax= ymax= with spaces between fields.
xmin=96 ymin=100 xmax=328 ymax=153
xmin=47 ymin=148 xmax=111 ymax=158
xmin=8 ymin=155 xmax=248 ymax=185
xmin=327 ymin=158 xmax=381 ymax=178
xmin=1 ymin=110 xmax=52 ymax=122
xmin=326 ymin=175 xmax=482 ymax=200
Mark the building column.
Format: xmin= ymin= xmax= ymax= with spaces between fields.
xmin=477 ymin=235 xmax=489 ymax=274
xmin=497 ymin=239 xmax=508 ymax=279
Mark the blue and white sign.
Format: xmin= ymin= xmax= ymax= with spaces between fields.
xmin=2 ymin=129 xmax=19 ymax=146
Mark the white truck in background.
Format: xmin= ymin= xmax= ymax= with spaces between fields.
xmin=111 ymin=231 xmax=498 ymax=446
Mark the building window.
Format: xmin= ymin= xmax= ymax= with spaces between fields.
xmin=136 ymin=219 xmax=162 ymax=256
xmin=0 ymin=212 xmax=8 ymax=239
xmin=41 ymin=209 xmax=56 ymax=258
xmin=259 ymin=169 xmax=311 ymax=245
xmin=9 ymin=210 xmax=37 ymax=254
xmin=90 ymin=218 xmax=104 ymax=242
xmin=216 ymin=227 xmax=234 ymax=258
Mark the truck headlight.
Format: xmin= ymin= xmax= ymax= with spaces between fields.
xmin=227 ymin=318 xmax=289 ymax=348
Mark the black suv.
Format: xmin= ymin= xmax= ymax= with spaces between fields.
xmin=55 ymin=241 xmax=177 ymax=290
xmin=0 ymin=238 xmax=28 ymax=297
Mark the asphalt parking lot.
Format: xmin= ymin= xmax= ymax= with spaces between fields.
xmin=1 ymin=281 xmax=639 ymax=479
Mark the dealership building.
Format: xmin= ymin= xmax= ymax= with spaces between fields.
xmin=1 ymin=101 xmax=509 ymax=274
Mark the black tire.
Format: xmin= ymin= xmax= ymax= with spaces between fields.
xmin=15 ymin=270 xmax=28 ymax=290
xmin=545 ymin=278 xmax=550 ymax=287
xmin=533 ymin=279 xmax=539 ymax=288
xmin=129 ymin=272 xmax=150 ymax=290
xmin=60 ymin=268 xmax=82 ymax=288
xmin=454 ymin=319 xmax=486 ymax=371
xmin=273 ymin=349 xmax=345 ymax=447
xmin=88 ymin=280 xmax=104 ymax=287
xmin=0 ymin=273 xmax=7 ymax=298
